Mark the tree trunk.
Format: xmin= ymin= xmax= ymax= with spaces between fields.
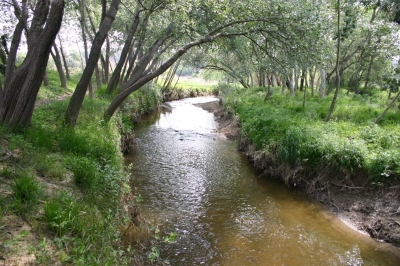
xmin=78 ymin=0 xmax=93 ymax=97
xmin=106 ymin=8 xmax=140 ymax=93
xmin=289 ymin=69 xmax=294 ymax=96
xmin=119 ymin=24 xmax=172 ymax=92
xmin=375 ymin=90 xmax=400 ymax=124
xmin=3 ymin=0 xmax=27 ymax=90
xmin=363 ymin=51 xmax=376 ymax=94
xmin=0 ymin=0 xmax=65 ymax=127
xmin=310 ymin=67 xmax=316 ymax=97
xmin=104 ymin=37 xmax=110 ymax=84
xmin=64 ymin=0 xmax=120 ymax=127
xmin=51 ymin=42 xmax=67 ymax=88
xmin=299 ymin=68 xmax=306 ymax=92
xmin=43 ymin=71 xmax=49 ymax=86
xmin=326 ymin=0 xmax=341 ymax=122
xmin=319 ymin=68 xmax=326 ymax=98
xmin=58 ymin=35 xmax=70 ymax=79
xmin=103 ymin=33 xmax=226 ymax=121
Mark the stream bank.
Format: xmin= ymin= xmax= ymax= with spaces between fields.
xmin=196 ymin=100 xmax=400 ymax=248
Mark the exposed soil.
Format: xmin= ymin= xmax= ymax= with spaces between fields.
xmin=197 ymin=100 xmax=400 ymax=248
xmin=194 ymin=101 xmax=240 ymax=140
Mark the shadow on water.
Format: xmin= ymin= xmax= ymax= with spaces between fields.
xmin=125 ymin=97 xmax=400 ymax=265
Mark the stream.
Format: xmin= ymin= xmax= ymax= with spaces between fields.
xmin=125 ymin=96 xmax=400 ymax=265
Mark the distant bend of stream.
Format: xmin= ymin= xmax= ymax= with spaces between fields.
xmin=125 ymin=96 xmax=400 ymax=265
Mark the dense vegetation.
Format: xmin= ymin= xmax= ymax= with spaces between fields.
xmin=0 ymin=0 xmax=399 ymax=263
xmin=219 ymin=84 xmax=400 ymax=188
xmin=0 ymin=69 xmax=215 ymax=264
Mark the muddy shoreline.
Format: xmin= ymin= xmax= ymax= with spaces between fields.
xmin=196 ymin=100 xmax=400 ymax=248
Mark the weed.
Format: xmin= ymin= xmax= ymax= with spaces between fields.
xmin=11 ymin=175 xmax=41 ymax=214
xmin=65 ymin=156 xmax=98 ymax=190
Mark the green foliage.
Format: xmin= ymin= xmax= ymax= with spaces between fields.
xmin=66 ymin=156 xmax=98 ymax=190
xmin=44 ymin=192 xmax=81 ymax=236
xmin=11 ymin=175 xmax=41 ymax=214
xmin=221 ymin=85 xmax=400 ymax=183
xmin=44 ymin=191 xmax=126 ymax=265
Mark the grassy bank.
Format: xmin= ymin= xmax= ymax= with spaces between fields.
xmin=0 ymin=70 xmax=215 ymax=265
xmin=219 ymin=85 xmax=400 ymax=188
xmin=0 ymin=97 xmax=137 ymax=264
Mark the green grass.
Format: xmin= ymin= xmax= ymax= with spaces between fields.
xmin=36 ymin=69 xmax=76 ymax=100
xmin=11 ymin=175 xmax=42 ymax=214
xmin=220 ymin=85 xmax=400 ymax=184
xmin=0 ymin=71 xmax=156 ymax=264
xmin=156 ymin=77 xmax=215 ymax=99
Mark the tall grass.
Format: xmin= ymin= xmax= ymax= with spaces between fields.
xmin=0 ymin=90 xmax=136 ymax=264
xmin=220 ymin=85 xmax=400 ymax=184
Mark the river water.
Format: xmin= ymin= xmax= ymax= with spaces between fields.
xmin=125 ymin=97 xmax=400 ymax=265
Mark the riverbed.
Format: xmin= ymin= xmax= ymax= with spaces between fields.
xmin=125 ymin=96 xmax=400 ymax=265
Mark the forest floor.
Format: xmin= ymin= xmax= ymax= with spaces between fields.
xmin=196 ymin=100 xmax=400 ymax=248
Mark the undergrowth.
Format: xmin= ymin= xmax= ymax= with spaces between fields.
xmin=219 ymin=85 xmax=400 ymax=185
xmin=0 ymin=91 xmax=138 ymax=264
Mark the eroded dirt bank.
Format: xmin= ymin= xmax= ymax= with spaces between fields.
xmin=196 ymin=100 xmax=400 ymax=248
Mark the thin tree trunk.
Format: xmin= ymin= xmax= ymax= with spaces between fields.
xmin=375 ymin=90 xmax=400 ymax=124
xmin=319 ymin=68 xmax=326 ymax=98
xmin=103 ymin=32 xmax=232 ymax=121
xmin=326 ymin=0 xmax=341 ymax=122
xmin=58 ymin=35 xmax=70 ymax=79
xmin=104 ymin=37 xmax=110 ymax=84
xmin=294 ymin=67 xmax=299 ymax=91
xmin=65 ymin=0 xmax=120 ymax=127
xmin=310 ymin=66 xmax=316 ymax=97
xmin=363 ymin=51 xmax=376 ymax=94
xmin=165 ymin=59 xmax=181 ymax=91
xmin=299 ymin=68 xmax=306 ymax=92
xmin=51 ymin=43 xmax=67 ymax=88
xmin=106 ymin=9 xmax=140 ymax=93
xmin=78 ymin=0 xmax=93 ymax=97
xmin=289 ymin=69 xmax=294 ymax=96
xmin=3 ymin=0 xmax=27 ymax=90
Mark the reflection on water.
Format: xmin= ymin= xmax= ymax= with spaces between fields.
xmin=125 ymin=97 xmax=400 ymax=265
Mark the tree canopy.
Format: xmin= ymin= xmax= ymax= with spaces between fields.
xmin=0 ymin=0 xmax=399 ymax=127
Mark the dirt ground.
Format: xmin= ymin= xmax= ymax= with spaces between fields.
xmin=196 ymin=100 xmax=400 ymax=248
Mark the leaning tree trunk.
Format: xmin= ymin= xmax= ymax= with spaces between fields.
xmin=58 ymin=35 xmax=70 ymax=79
xmin=64 ymin=0 xmax=120 ymax=127
xmin=103 ymin=33 xmax=225 ymax=121
xmin=51 ymin=42 xmax=67 ymax=88
xmin=326 ymin=0 xmax=341 ymax=122
xmin=3 ymin=0 xmax=27 ymax=91
xmin=375 ymin=90 xmax=400 ymax=124
xmin=0 ymin=0 xmax=65 ymax=127
xmin=106 ymin=8 xmax=140 ymax=93
xmin=78 ymin=0 xmax=94 ymax=98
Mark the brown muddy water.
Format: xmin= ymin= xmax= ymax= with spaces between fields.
xmin=125 ymin=97 xmax=400 ymax=265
